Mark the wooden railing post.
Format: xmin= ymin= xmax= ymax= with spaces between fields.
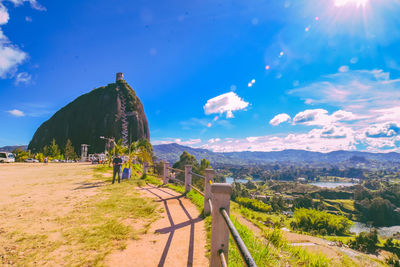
xmin=184 ymin=165 xmax=192 ymax=193
xmin=142 ymin=162 xmax=147 ymax=176
xmin=163 ymin=162 xmax=169 ymax=184
xmin=204 ymin=168 xmax=214 ymax=215
xmin=210 ymin=183 xmax=232 ymax=267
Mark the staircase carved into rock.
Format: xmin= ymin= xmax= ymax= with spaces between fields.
xmin=117 ymin=86 xmax=129 ymax=146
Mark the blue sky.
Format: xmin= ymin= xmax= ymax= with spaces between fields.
xmin=1 ymin=0 xmax=400 ymax=152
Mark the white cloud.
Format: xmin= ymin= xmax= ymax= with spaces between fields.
xmin=8 ymin=0 xmax=46 ymax=11
xmin=289 ymin=69 xmax=400 ymax=113
xmin=7 ymin=109 xmax=25 ymax=117
xmin=293 ymin=109 xmax=331 ymax=126
xmin=202 ymin=129 xmax=357 ymax=152
xmin=208 ymin=138 xmax=221 ymax=143
xmin=371 ymin=107 xmax=400 ymax=124
xmin=25 ymin=16 xmax=32 ymax=22
xmin=14 ymin=72 xmax=31 ymax=84
xmin=331 ymin=110 xmax=358 ymax=121
xmin=0 ymin=3 xmax=10 ymax=25
xmin=152 ymin=138 xmax=202 ymax=146
xmin=338 ymin=65 xmax=349 ymax=72
xmin=204 ymin=92 xmax=249 ymax=119
xmin=174 ymin=138 xmax=201 ymax=145
xmin=310 ymin=125 xmax=353 ymax=139
xmin=0 ymin=29 xmax=27 ymax=77
xmin=0 ymin=1 xmax=45 ymax=78
xmin=365 ymin=123 xmax=400 ymax=138
xmin=270 ymin=113 xmax=291 ymax=126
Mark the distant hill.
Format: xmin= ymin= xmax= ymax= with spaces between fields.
xmin=153 ymin=143 xmax=400 ymax=166
xmin=0 ymin=145 xmax=27 ymax=152
xmin=28 ymin=76 xmax=149 ymax=154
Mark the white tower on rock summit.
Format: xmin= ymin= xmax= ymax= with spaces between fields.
xmin=116 ymin=72 xmax=124 ymax=81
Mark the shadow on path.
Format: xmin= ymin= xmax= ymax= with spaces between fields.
xmin=139 ymin=184 xmax=203 ymax=267
xmin=73 ymin=181 xmax=106 ymax=190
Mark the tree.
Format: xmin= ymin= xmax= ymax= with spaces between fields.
xmin=348 ymin=229 xmax=379 ymax=253
xmin=106 ymin=139 xmax=126 ymax=167
xmin=291 ymin=208 xmax=353 ymax=235
xmin=293 ymin=194 xmax=314 ymax=209
xmin=43 ymin=139 xmax=61 ymax=158
xmin=35 ymin=153 xmax=45 ymax=162
xmin=173 ymin=151 xmax=199 ymax=171
xmin=172 ymin=151 xmax=211 ymax=190
xmin=12 ymin=148 xmax=30 ymax=162
xmin=127 ymin=139 xmax=153 ymax=168
xmin=64 ymin=139 xmax=77 ymax=160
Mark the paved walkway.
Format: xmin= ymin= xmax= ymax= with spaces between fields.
xmin=105 ymin=184 xmax=208 ymax=267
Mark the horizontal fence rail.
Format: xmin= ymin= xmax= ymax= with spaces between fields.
xmin=144 ymin=161 xmax=257 ymax=267
xmin=190 ymin=171 xmax=205 ymax=179
xmin=167 ymin=166 xmax=185 ymax=173
xmin=171 ymin=178 xmax=184 ymax=185
xmin=189 ymin=184 xmax=204 ymax=196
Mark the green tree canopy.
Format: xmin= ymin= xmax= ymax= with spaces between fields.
xmin=12 ymin=148 xmax=30 ymax=162
xmin=43 ymin=139 xmax=61 ymax=158
xmin=172 ymin=151 xmax=211 ymax=190
xmin=64 ymin=139 xmax=77 ymax=160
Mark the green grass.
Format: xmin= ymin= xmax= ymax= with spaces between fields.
xmin=232 ymin=204 xmax=334 ymax=266
xmin=228 ymin=218 xmax=278 ymax=267
xmin=263 ymin=228 xmax=331 ymax=267
xmin=3 ymin=231 xmax=62 ymax=266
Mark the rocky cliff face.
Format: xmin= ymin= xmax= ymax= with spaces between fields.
xmin=28 ymin=79 xmax=150 ymax=153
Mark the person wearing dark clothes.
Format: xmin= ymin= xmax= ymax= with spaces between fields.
xmin=112 ymin=154 xmax=123 ymax=184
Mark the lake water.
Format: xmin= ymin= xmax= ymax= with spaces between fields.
xmin=309 ymin=182 xmax=357 ymax=188
xmin=225 ymin=177 xmax=249 ymax=184
xmin=350 ymin=222 xmax=400 ymax=238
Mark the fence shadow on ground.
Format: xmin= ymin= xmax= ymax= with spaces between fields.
xmin=139 ymin=184 xmax=204 ymax=267
xmin=73 ymin=181 xmax=106 ymax=190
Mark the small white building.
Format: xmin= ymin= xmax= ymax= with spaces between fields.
xmin=297 ymin=177 xmax=307 ymax=183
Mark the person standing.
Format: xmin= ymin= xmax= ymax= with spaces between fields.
xmin=112 ymin=154 xmax=123 ymax=184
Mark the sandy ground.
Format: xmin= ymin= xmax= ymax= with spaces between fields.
xmin=0 ymin=163 xmax=107 ymax=265
xmin=0 ymin=163 xmax=101 ymax=235
xmin=105 ymin=184 xmax=208 ymax=267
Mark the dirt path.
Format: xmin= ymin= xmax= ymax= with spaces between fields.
xmin=105 ymin=184 xmax=208 ymax=267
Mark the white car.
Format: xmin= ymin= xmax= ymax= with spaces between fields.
xmin=0 ymin=152 xmax=15 ymax=163
xmin=25 ymin=158 xmax=39 ymax=163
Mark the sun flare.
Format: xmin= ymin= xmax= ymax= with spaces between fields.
xmin=334 ymin=0 xmax=369 ymax=7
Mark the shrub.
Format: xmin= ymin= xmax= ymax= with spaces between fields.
xmin=348 ymin=229 xmax=378 ymax=253
xmin=235 ymin=197 xmax=272 ymax=213
xmin=291 ymin=208 xmax=353 ymax=235
xmin=386 ymin=255 xmax=400 ymax=267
